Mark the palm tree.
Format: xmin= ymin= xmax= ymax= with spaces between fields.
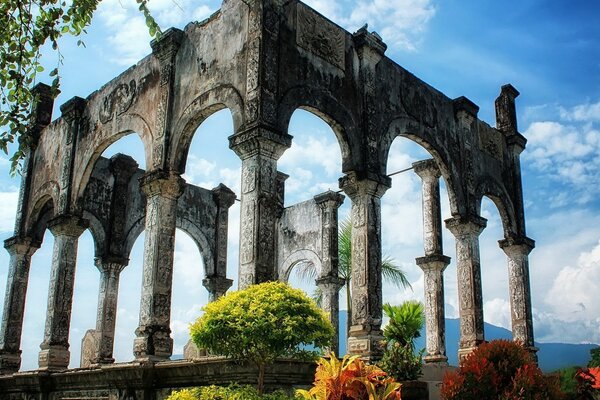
xmin=296 ymin=216 xmax=412 ymax=337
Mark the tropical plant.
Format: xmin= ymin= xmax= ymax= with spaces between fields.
xmin=576 ymin=367 xmax=600 ymax=399
xmin=166 ymin=385 xmax=298 ymax=400
xmin=296 ymin=216 xmax=412 ymax=336
xmin=296 ymin=352 xmax=401 ymax=400
xmin=379 ymin=301 xmax=425 ymax=381
xmin=1 ymin=0 xmax=160 ymax=173
xmin=440 ymin=340 xmax=563 ymax=400
xmin=590 ymin=347 xmax=600 ymax=368
xmin=189 ymin=281 xmax=334 ymax=395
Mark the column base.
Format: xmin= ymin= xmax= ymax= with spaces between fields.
xmin=347 ymin=326 xmax=385 ymax=361
xmin=457 ymin=346 xmax=478 ymax=363
xmin=133 ymin=326 xmax=173 ymax=360
xmin=424 ymin=354 xmax=448 ymax=365
xmin=38 ymin=345 xmax=70 ymax=370
xmin=0 ymin=350 xmax=21 ymax=374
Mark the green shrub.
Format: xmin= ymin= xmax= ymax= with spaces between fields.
xmin=189 ymin=282 xmax=334 ymax=394
xmin=590 ymin=347 xmax=600 ymax=368
xmin=166 ymin=385 xmax=298 ymax=400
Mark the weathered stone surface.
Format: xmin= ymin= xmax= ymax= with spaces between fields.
xmin=1 ymin=0 xmax=536 ymax=383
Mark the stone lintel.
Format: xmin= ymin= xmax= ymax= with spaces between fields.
xmin=150 ymin=28 xmax=184 ymax=61
xmin=416 ymin=254 xmax=451 ymax=269
xmin=139 ymin=170 xmax=185 ymax=199
xmin=211 ymin=184 xmax=237 ymax=208
xmin=339 ymin=171 xmax=390 ymax=199
xmin=412 ymin=158 xmax=441 ymax=180
xmin=453 ymin=96 xmax=480 ymax=118
xmin=229 ymin=125 xmax=292 ymax=160
xmin=313 ymin=190 xmax=345 ymax=208
xmin=47 ymin=215 xmax=88 ymax=237
xmin=59 ymin=96 xmax=87 ymax=120
xmin=444 ymin=215 xmax=487 ymax=237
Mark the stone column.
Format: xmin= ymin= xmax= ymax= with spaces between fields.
xmin=230 ymin=128 xmax=291 ymax=288
xmin=445 ymin=215 xmax=487 ymax=360
xmin=133 ymin=170 xmax=184 ymax=360
xmin=339 ymin=172 xmax=390 ymax=361
xmin=413 ymin=159 xmax=450 ymax=364
xmin=499 ymin=236 xmax=537 ymax=356
xmin=0 ymin=237 xmax=39 ymax=374
xmin=92 ymin=257 xmax=127 ymax=364
xmin=38 ymin=215 xmax=87 ymax=370
xmin=314 ymin=190 xmax=345 ymax=355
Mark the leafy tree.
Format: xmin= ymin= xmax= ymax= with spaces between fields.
xmin=379 ymin=301 xmax=425 ymax=381
xmin=590 ymin=347 xmax=600 ymax=368
xmin=189 ymin=281 xmax=334 ymax=395
xmin=0 ymin=0 xmax=160 ymax=173
xmin=296 ymin=216 xmax=412 ymax=336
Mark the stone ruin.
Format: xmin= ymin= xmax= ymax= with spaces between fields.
xmin=0 ymin=0 xmax=536 ymax=397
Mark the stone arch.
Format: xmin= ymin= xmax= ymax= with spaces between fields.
xmin=74 ymin=116 xmax=151 ymax=206
xmin=475 ymin=176 xmax=518 ymax=238
xmin=123 ymin=216 xmax=145 ymax=260
xmin=170 ymin=85 xmax=244 ymax=174
xmin=277 ymin=85 xmax=356 ymax=172
xmin=25 ymin=181 xmax=59 ymax=242
xmin=381 ymin=117 xmax=462 ymax=216
xmin=279 ymin=249 xmax=322 ymax=284
xmin=175 ymin=217 xmax=214 ymax=277
xmin=82 ymin=210 xmax=108 ymax=258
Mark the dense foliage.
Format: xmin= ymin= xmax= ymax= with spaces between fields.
xmin=379 ymin=301 xmax=424 ymax=381
xmin=190 ymin=281 xmax=334 ymax=394
xmin=0 ymin=0 xmax=159 ymax=172
xmin=440 ymin=340 xmax=563 ymax=400
xmin=296 ymin=353 xmax=401 ymax=400
xmin=590 ymin=347 xmax=600 ymax=368
xmin=166 ymin=385 xmax=298 ymax=400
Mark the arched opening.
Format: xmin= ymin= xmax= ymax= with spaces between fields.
xmin=479 ymin=196 xmax=512 ymax=340
xmin=382 ymin=136 xmax=456 ymax=360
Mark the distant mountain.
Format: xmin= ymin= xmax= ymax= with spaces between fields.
xmin=337 ymin=311 xmax=597 ymax=372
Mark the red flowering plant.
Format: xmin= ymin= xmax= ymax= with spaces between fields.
xmin=576 ymin=367 xmax=600 ymax=399
xmin=440 ymin=340 xmax=563 ymax=400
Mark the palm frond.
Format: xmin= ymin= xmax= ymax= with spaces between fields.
xmin=338 ymin=216 xmax=352 ymax=280
xmin=293 ymin=260 xmax=319 ymax=284
xmin=312 ymin=286 xmax=323 ymax=307
xmin=381 ymin=256 xmax=412 ymax=291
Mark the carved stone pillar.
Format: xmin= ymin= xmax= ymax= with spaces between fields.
xmin=92 ymin=257 xmax=127 ymax=364
xmin=499 ymin=236 xmax=537 ymax=357
xmin=445 ymin=215 xmax=487 ymax=361
xmin=413 ymin=159 xmax=450 ymax=364
xmin=314 ymin=190 xmax=345 ymax=355
xmin=134 ymin=170 xmax=184 ymax=360
xmin=0 ymin=237 xmax=39 ymax=374
xmin=230 ymin=127 xmax=291 ymax=288
xmin=202 ymin=276 xmax=233 ymax=302
xmin=38 ymin=215 xmax=87 ymax=370
xmin=339 ymin=172 xmax=390 ymax=361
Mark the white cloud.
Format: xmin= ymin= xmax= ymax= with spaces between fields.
xmin=0 ymin=191 xmax=18 ymax=233
xmin=279 ymin=135 xmax=342 ymax=179
xmin=484 ymin=298 xmax=511 ymax=331
xmin=560 ymin=101 xmax=600 ymax=122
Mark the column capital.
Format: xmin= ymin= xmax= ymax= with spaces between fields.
xmin=416 ymin=254 xmax=451 ymax=271
xmin=59 ymin=96 xmax=87 ymax=122
xmin=150 ymin=28 xmax=184 ymax=63
xmin=110 ymin=154 xmax=139 ymax=181
xmin=4 ymin=236 xmax=40 ymax=256
xmin=445 ymin=215 xmax=487 ymax=238
xmin=47 ymin=215 xmax=88 ymax=238
xmin=499 ymin=235 xmax=535 ymax=256
xmin=339 ymin=171 xmax=390 ymax=200
xmin=316 ymin=275 xmax=345 ymax=291
xmin=353 ymin=25 xmax=387 ymax=63
xmin=202 ymin=276 xmax=233 ymax=296
xmin=139 ymin=170 xmax=185 ymax=199
xmin=94 ymin=256 xmax=128 ymax=274
xmin=229 ymin=125 xmax=292 ymax=160
xmin=412 ymin=159 xmax=441 ymax=180
xmin=211 ymin=184 xmax=237 ymax=208
xmin=314 ymin=190 xmax=345 ymax=209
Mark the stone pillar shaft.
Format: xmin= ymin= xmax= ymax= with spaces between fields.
xmin=413 ymin=160 xmax=443 ymax=256
xmin=340 ymin=172 xmax=389 ymax=361
xmin=317 ymin=276 xmax=345 ymax=356
xmin=500 ymin=237 xmax=536 ymax=353
xmin=39 ymin=216 xmax=87 ymax=370
xmin=0 ymin=237 xmax=38 ymax=374
xmin=230 ymin=130 xmax=291 ymax=289
xmin=134 ymin=171 xmax=184 ymax=360
xmin=94 ymin=258 xmax=126 ymax=364
xmin=445 ymin=215 xmax=486 ymax=360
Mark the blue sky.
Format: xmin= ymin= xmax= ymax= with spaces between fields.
xmin=1 ymin=0 xmax=599 ymax=370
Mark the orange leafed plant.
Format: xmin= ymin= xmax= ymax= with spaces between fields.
xmin=296 ymin=353 xmax=401 ymax=400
